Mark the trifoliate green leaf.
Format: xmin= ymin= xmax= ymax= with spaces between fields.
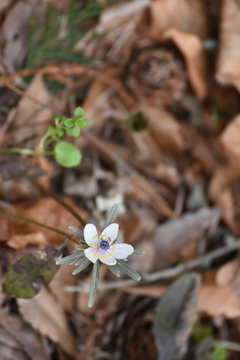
xmin=54 ymin=141 xmax=82 ymax=167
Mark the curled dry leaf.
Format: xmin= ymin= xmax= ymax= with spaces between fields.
xmin=153 ymin=207 xmax=220 ymax=269
xmin=148 ymin=0 xmax=208 ymax=40
xmin=163 ymin=28 xmax=207 ymax=99
xmin=17 ymin=287 xmax=75 ymax=354
xmin=220 ymin=114 xmax=240 ymax=165
xmin=216 ymin=0 xmax=240 ymax=91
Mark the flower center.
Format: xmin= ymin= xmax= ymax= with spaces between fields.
xmin=100 ymin=239 xmax=110 ymax=250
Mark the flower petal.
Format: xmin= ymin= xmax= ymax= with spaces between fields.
xmin=111 ymin=244 xmax=134 ymax=259
xmin=84 ymin=224 xmax=98 ymax=246
xmin=100 ymin=223 xmax=119 ymax=241
xmin=99 ymin=255 xmax=116 ymax=265
xmin=84 ymin=247 xmax=98 ymax=263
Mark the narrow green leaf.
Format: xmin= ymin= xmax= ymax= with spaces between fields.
xmin=69 ymin=226 xmax=85 ymax=241
xmin=88 ymin=261 xmax=99 ymax=307
xmin=71 ymin=126 xmax=81 ymax=137
xmin=74 ymin=107 xmax=85 ymax=118
xmin=102 ymin=203 xmax=118 ymax=231
xmin=72 ymin=258 xmax=91 ymax=275
xmin=73 ymin=256 xmax=86 ymax=266
xmin=133 ymin=249 xmax=145 ymax=255
xmin=107 ymin=264 xmax=120 ymax=277
xmin=54 ymin=141 xmax=82 ymax=167
xmin=56 ymin=253 xmax=79 ymax=265
xmin=117 ymin=260 xmax=141 ymax=281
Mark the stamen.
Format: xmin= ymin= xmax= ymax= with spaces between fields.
xmin=100 ymin=239 xmax=110 ymax=250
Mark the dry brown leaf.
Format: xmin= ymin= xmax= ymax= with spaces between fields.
xmin=0 ymin=2 xmax=31 ymax=73
xmin=198 ymin=284 xmax=240 ymax=319
xmin=216 ymin=0 xmax=240 ymax=91
xmin=208 ymin=166 xmax=240 ymax=234
xmin=5 ymin=197 xmax=87 ymax=248
xmin=153 ymin=207 xmax=220 ymax=269
xmin=49 ymin=263 xmax=77 ymax=311
xmin=17 ymin=287 xmax=75 ymax=354
xmin=148 ymin=0 xmax=208 ymax=40
xmin=0 ymin=310 xmax=47 ymax=360
xmin=141 ymin=106 xmax=186 ymax=154
xmin=163 ymin=28 xmax=207 ymax=99
xmin=220 ymin=114 xmax=240 ymax=165
xmin=0 ymin=0 xmax=11 ymax=12
xmin=75 ymin=0 xmax=150 ymax=64
xmin=216 ymin=258 xmax=240 ymax=286
xmin=12 ymin=75 xmax=55 ymax=145
xmin=123 ymin=283 xmax=240 ymax=319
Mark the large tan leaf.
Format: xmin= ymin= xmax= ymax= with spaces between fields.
xmin=17 ymin=287 xmax=75 ymax=354
xmin=4 ymin=197 xmax=87 ymax=248
xmin=148 ymin=0 xmax=208 ymax=40
xmin=12 ymin=74 xmax=53 ymax=145
xmin=163 ymin=28 xmax=207 ymax=99
xmin=141 ymin=106 xmax=186 ymax=154
xmin=216 ymin=0 xmax=240 ymax=91
xmin=220 ymin=114 xmax=240 ymax=164
xmin=123 ymin=283 xmax=240 ymax=319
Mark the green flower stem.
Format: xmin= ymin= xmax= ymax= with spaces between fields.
xmin=0 ymin=209 xmax=72 ymax=238
xmin=0 ymin=148 xmax=53 ymax=156
xmin=39 ymin=131 xmax=51 ymax=151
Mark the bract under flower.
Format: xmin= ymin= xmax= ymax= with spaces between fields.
xmin=84 ymin=223 xmax=133 ymax=265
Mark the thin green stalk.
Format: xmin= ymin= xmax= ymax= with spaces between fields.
xmin=0 ymin=148 xmax=53 ymax=156
xmin=0 ymin=209 xmax=71 ymax=237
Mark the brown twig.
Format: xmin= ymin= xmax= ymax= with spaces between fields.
xmin=0 ymin=63 xmax=137 ymax=110
xmin=34 ymin=182 xmax=86 ymax=228
xmin=65 ymin=239 xmax=240 ymax=291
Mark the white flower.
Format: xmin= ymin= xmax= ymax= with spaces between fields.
xmin=84 ymin=223 xmax=133 ymax=265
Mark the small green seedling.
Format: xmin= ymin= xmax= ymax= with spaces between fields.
xmin=0 ymin=107 xmax=89 ymax=168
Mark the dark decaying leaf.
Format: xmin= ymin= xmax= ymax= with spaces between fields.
xmin=153 ymin=273 xmax=200 ymax=360
xmin=4 ymin=248 xmax=61 ymax=298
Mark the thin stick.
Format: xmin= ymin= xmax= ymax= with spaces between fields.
xmin=34 ymin=182 xmax=86 ymax=228
xmin=0 ymin=209 xmax=77 ymax=240
xmin=65 ymin=239 xmax=240 ymax=292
